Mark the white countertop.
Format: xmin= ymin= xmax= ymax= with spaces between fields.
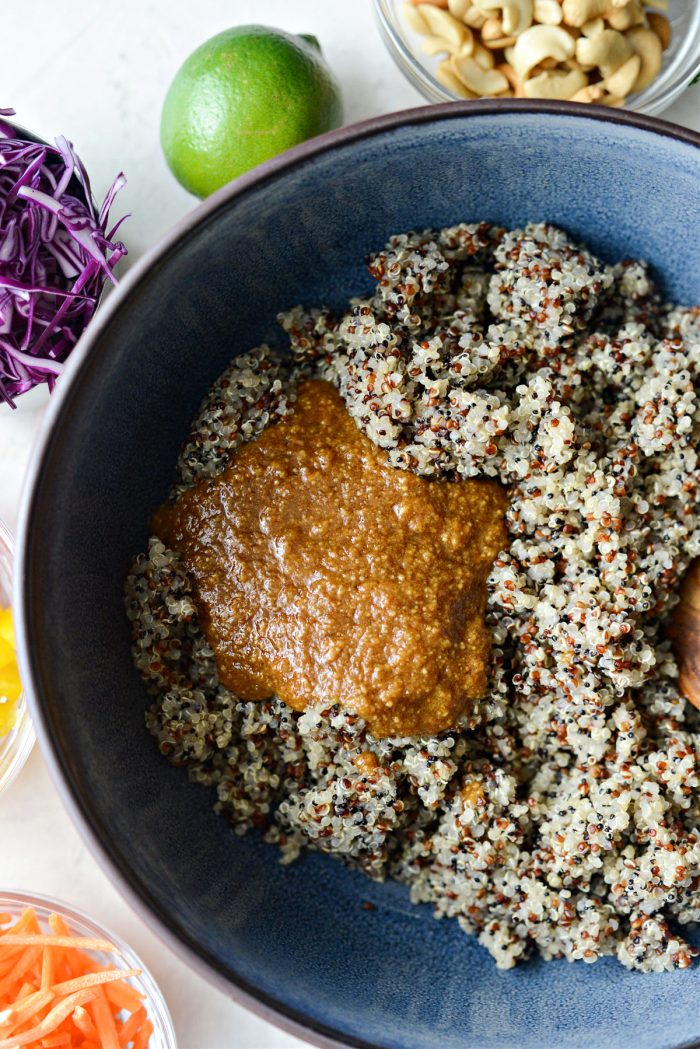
xmin=0 ymin=4 xmax=698 ymax=1047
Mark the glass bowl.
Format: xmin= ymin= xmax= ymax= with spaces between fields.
xmin=0 ymin=519 xmax=33 ymax=797
xmin=374 ymin=0 xmax=700 ymax=116
xmin=0 ymin=890 xmax=177 ymax=1048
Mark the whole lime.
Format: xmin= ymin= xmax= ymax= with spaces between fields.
xmin=160 ymin=25 xmax=343 ymax=198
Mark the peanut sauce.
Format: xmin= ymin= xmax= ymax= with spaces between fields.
xmin=152 ymin=379 xmax=509 ymax=738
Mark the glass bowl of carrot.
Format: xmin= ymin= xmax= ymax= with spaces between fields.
xmin=0 ymin=891 xmax=177 ymax=1049
xmin=0 ymin=519 xmax=34 ymax=798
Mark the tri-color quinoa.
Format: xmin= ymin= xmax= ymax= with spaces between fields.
xmin=125 ymin=222 xmax=700 ymax=971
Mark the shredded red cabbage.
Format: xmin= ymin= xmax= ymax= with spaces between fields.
xmin=0 ymin=108 xmax=127 ymax=407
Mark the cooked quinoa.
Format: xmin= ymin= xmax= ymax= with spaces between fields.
xmin=125 ymin=222 xmax=700 ymax=972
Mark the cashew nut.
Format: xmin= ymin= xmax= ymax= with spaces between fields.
xmin=498 ymin=61 xmax=525 ymax=95
xmin=570 ymin=83 xmax=624 ymax=105
xmin=451 ymin=52 xmax=511 ymax=92
xmin=563 ymin=56 xmax=588 ymax=71
xmin=481 ymin=17 xmax=516 ymax=47
xmin=604 ymin=51 xmax=641 ymax=94
xmin=437 ymin=57 xmax=478 ymax=96
xmin=626 ymin=25 xmax=663 ymax=91
xmin=511 ymin=24 xmax=576 ymax=79
xmin=418 ymin=4 xmax=472 ymax=46
xmin=464 ymin=5 xmax=488 ymax=27
xmin=533 ymin=0 xmax=563 ymax=24
xmin=576 ymin=28 xmax=633 ymax=76
xmin=482 ymin=15 xmax=506 ymax=39
xmin=562 ymin=0 xmax=612 ymax=27
xmin=606 ymin=1 xmax=644 ymax=31
xmin=581 ymin=17 xmax=605 ymax=36
xmin=473 ymin=41 xmax=497 ymax=67
xmin=403 ymin=3 xmax=431 ymax=35
xmin=474 ymin=0 xmax=533 ymax=36
xmin=523 ymin=67 xmax=588 ymax=98
xmin=570 ymin=82 xmax=606 ymax=102
xmin=647 ymin=11 xmax=672 ymax=51
xmin=421 ymin=33 xmax=458 ymax=54
xmin=482 ymin=15 xmax=510 ymax=39
xmin=447 ymin=0 xmax=472 ymax=16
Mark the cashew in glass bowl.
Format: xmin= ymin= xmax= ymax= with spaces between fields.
xmin=523 ymin=66 xmax=588 ymax=96
xmin=627 ymin=25 xmax=664 ymax=88
xmin=511 ymin=24 xmax=576 ymax=79
xmin=401 ymin=0 xmax=673 ymax=104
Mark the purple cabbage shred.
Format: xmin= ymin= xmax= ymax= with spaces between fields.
xmin=0 ymin=108 xmax=127 ymax=407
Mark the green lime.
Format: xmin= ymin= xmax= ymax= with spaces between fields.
xmin=160 ymin=25 xmax=343 ymax=198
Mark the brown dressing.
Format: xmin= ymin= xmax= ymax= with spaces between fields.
xmin=153 ymin=379 xmax=509 ymax=738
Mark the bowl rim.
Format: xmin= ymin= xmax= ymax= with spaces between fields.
xmin=14 ymin=100 xmax=700 ymax=1049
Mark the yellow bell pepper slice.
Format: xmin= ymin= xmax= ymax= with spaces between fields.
xmin=0 ymin=606 xmax=21 ymax=737
xmin=0 ymin=606 xmax=14 ymax=646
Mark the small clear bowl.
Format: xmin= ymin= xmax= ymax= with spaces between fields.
xmin=374 ymin=0 xmax=700 ymax=116
xmin=0 ymin=519 xmax=34 ymax=797
xmin=0 ymin=890 xmax=177 ymax=1048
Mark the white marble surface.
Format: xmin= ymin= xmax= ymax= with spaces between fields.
xmin=0 ymin=4 xmax=698 ymax=1048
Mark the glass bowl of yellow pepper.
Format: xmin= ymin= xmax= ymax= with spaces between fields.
xmin=0 ymin=518 xmax=33 ymax=795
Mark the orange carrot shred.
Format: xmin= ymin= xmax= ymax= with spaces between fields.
xmin=0 ymin=988 xmax=55 ymax=1033
xmin=39 ymin=1034 xmax=71 ymax=1048
xmin=0 ymin=987 xmax=97 ymax=1047
xmin=0 ymin=935 xmax=116 ymax=952
xmin=103 ymin=978 xmax=144 ymax=1013
xmin=131 ymin=1019 xmax=153 ymax=1049
xmin=73 ymin=1004 xmax=98 ymax=1039
xmin=52 ymin=967 xmax=141 ymax=998
xmin=15 ymin=980 xmax=38 ymax=1001
xmin=41 ymin=944 xmax=55 ymax=992
xmin=47 ymin=914 xmax=71 ymax=936
xmin=0 ymin=947 xmax=42 ymax=994
xmin=88 ymin=988 xmax=120 ymax=1049
xmin=116 ymin=1006 xmax=147 ymax=1048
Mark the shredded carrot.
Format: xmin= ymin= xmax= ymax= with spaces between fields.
xmin=116 ymin=1008 xmax=145 ymax=1049
xmin=131 ymin=1022 xmax=152 ymax=1049
xmin=103 ymin=980 xmax=143 ymax=1014
xmin=0 ymin=947 xmax=43 ymax=993
xmin=88 ymin=990 xmax=120 ymax=1049
xmin=0 ymin=988 xmax=54 ymax=1029
xmin=41 ymin=947 xmax=55 ymax=991
xmin=0 ymin=988 xmax=98 ymax=1048
xmin=0 ymin=937 xmax=115 ymax=953
xmin=72 ymin=1007 xmax=97 ymax=1039
xmin=0 ymin=908 xmax=154 ymax=1048
xmin=48 ymin=916 xmax=71 ymax=938
xmin=52 ymin=970 xmax=141 ymax=999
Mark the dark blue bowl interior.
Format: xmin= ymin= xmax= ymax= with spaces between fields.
xmin=18 ymin=107 xmax=700 ymax=1049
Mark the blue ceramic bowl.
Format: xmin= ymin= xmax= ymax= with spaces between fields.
xmin=15 ymin=102 xmax=700 ymax=1049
